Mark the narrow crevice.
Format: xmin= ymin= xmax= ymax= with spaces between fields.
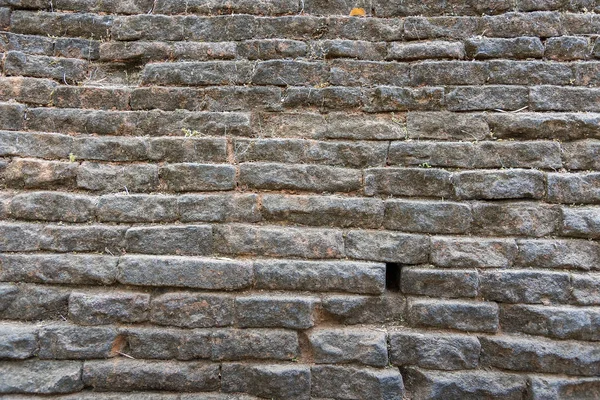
xmin=385 ymin=263 xmax=401 ymax=292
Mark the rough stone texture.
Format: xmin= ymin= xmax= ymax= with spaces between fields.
xmin=403 ymin=367 xmax=527 ymax=400
xmin=453 ymin=169 xmax=546 ymax=200
xmin=38 ymin=324 xmax=118 ymax=359
xmin=234 ymin=138 xmax=387 ymax=168
xmin=390 ymin=330 xmax=480 ymax=370
xmin=365 ymin=168 xmax=453 ymax=198
xmin=124 ymin=225 xmax=213 ymax=255
xmin=235 ymin=295 xmax=318 ymax=329
xmin=0 ymin=1 xmax=598 ymax=399
xmin=160 ymin=163 xmax=236 ymax=192
xmin=572 ymin=274 xmax=600 ymax=306
xmin=464 ymin=37 xmax=544 ymax=59
xmin=222 ymin=363 xmax=311 ymax=400
xmin=345 ymin=230 xmax=430 ymax=263
xmin=0 ymin=284 xmax=70 ymax=321
xmin=486 ymin=112 xmax=600 ymax=141
xmin=311 ymin=365 xmax=404 ymax=400
xmin=389 ymin=41 xmax=465 ymax=61
xmin=480 ymin=335 xmax=600 ymax=376
xmin=471 ymin=202 xmax=560 ymax=237
xmin=500 ymin=304 xmax=600 ymax=341
xmin=239 ymin=162 xmax=362 ymax=193
xmin=431 ymin=237 xmax=517 ymax=268
xmin=4 ymin=158 xmax=77 ymax=189
xmin=480 ymin=269 xmax=571 ymax=304
xmin=516 ymin=239 xmax=600 ymax=271
xmin=178 ymin=194 xmax=260 ymax=222
xmin=400 ymin=266 xmax=478 ymax=298
xmin=117 ymin=255 xmax=253 ymax=289
xmin=529 ymin=376 xmax=600 ymax=400
xmin=83 ymin=360 xmax=220 ymax=391
xmin=0 ymin=322 xmax=38 ymax=359
xmin=68 ymin=291 xmax=150 ymax=325
xmin=548 ymin=172 xmax=600 ymax=204
xmin=150 ymin=292 xmax=235 ymax=328
xmin=77 ymin=162 xmax=158 ymax=193
xmin=261 ymin=194 xmax=384 ymax=228
xmin=309 ymin=328 xmax=388 ymax=367
xmin=408 ymin=298 xmax=499 ymax=333
xmin=388 ymin=140 xmax=562 ymax=169
xmin=254 ymin=259 xmax=385 ymax=294
xmin=97 ymin=198 xmax=172 ymax=224
xmin=40 ymin=225 xmax=126 ymax=253
xmin=0 ymin=360 xmax=83 ymax=394
xmin=446 ymin=86 xmax=528 ymax=111
xmin=322 ymin=294 xmax=405 ymax=325
xmin=385 ymin=200 xmax=472 ymax=234
xmin=214 ymin=224 xmax=345 ymax=259
xmin=211 ymin=329 xmax=299 ymax=361
xmin=120 ymin=327 xmax=212 ymax=360
xmin=0 ymin=254 xmax=118 ymax=285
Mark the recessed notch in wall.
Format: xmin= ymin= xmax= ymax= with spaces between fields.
xmin=385 ymin=263 xmax=401 ymax=292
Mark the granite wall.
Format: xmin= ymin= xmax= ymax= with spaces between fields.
xmin=1 ymin=0 xmax=600 ymax=399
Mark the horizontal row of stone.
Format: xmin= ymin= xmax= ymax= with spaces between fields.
xmin=4 ymin=131 xmax=600 ymax=171
xmin=27 ymin=290 xmax=600 ymax=339
xmin=3 ymin=98 xmax=600 ymax=142
xmin=2 ymin=315 xmax=599 ymax=367
xmin=4 ymin=30 xmax=599 ymax=63
xmin=2 ymin=190 xmax=600 ymax=237
xmin=5 ymin=10 xmax=599 ymax=41
xmin=3 ymin=358 xmax=600 ymax=400
xmin=103 ymin=36 xmax=600 ymax=63
xmin=2 ymin=186 xmax=600 ymax=238
xmin=0 ymin=238 xmax=597 ymax=300
xmin=0 ymin=246 xmax=599 ymax=299
xmin=4 ymin=360 xmax=600 ymax=400
xmin=0 ymin=253 xmax=386 ymax=293
xmin=0 ymin=282 xmax=405 ymax=325
xmin=402 ymin=267 xmax=599 ymax=306
xmin=4 ymin=0 xmax=599 ymax=16
xmin=3 ymin=53 xmax=600 ymax=110
xmin=0 ymin=358 xmax=403 ymax=399
xmin=0 ymin=322 xmax=455 ymax=366
xmin=3 ymin=156 xmax=600 ymax=202
xmin=2 ymin=279 xmax=598 ymax=328
xmin=3 ymin=80 xmax=600 ymax=120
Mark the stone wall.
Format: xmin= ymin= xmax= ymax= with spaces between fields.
xmin=1 ymin=0 xmax=600 ymax=399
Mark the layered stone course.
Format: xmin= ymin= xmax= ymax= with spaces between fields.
xmin=0 ymin=0 xmax=599 ymax=399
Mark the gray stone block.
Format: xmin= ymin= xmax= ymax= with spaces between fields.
xmin=38 ymin=324 xmax=118 ymax=359
xmin=222 ymin=363 xmax=310 ymax=400
xmin=0 ymin=322 xmax=38 ymax=359
xmin=0 ymin=360 xmax=83 ymax=394
xmin=118 ymin=255 xmax=253 ymax=290
xmin=68 ymin=291 xmax=150 ymax=325
xmin=390 ymin=330 xmax=480 ymax=370
xmin=345 ymin=230 xmax=429 ymax=264
xmin=254 ymin=259 xmax=385 ymax=294
xmin=0 ymin=254 xmax=118 ymax=285
xmin=408 ymin=298 xmax=499 ymax=333
xmin=124 ymin=225 xmax=213 ymax=255
xmin=235 ymin=295 xmax=318 ymax=329
xmin=83 ymin=360 xmax=220 ymax=391
xmin=403 ymin=367 xmax=526 ymax=400
xmin=400 ymin=266 xmax=478 ymax=298
xmin=309 ymin=328 xmax=388 ymax=367
xmin=150 ymin=292 xmax=235 ymax=328
xmin=480 ymin=335 xmax=600 ymax=376
xmin=311 ymin=365 xmax=404 ymax=400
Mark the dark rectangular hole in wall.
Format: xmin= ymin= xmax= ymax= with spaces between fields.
xmin=386 ymin=263 xmax=401 ymax=291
